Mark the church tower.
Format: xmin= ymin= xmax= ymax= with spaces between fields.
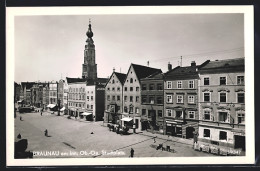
xmin=82 ymin=20 xmax=97 ymax=79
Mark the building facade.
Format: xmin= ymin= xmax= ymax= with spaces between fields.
xmin=104 ymin=71 xmax=126 ymax=125
xmin=58 ymin=79 xmax=65 ymax=107
xmin=163 ymin=61 xmax=204 ymax=138
xmin=121 ymin=64 xmax=161 ymax=132
xmin=140 ymin=72 xmax=164 ymax=134
xmin=198 ymin=58 xmax=245 ymax=150
xmin=49 ymin=82 xmax=58 ymax=105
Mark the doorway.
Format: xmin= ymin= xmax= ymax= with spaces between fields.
xmin=234 ymin=135 xmax=245 ymax=151
xmin=186 ymin=127 xmax=195 ymax=139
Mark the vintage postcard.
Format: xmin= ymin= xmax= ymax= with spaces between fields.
xmin=6 ymin=6 xmax=254 ymax=166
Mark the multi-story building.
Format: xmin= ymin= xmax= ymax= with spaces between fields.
xmin=58 ymin=79 xmax=65 ymax=107
xmin=20 ymin=82 xmax=35 ymax=105
xmin=140 ymin=71 xmax=164 ymax=134
xmin=63 ymin=79 xmax=69 ymax=113
xmin=31 ymin=83 xmax=44 ymax=108
xmin=67 ymin=77 xmax=87 ymax=117
xmin=49 ymin=82 xmax=58 ymax=105
xmin=121 ymin=63 xmax=161 ymax=132
xmin=198 ymin=58 xmax=245 ymax=150
xmin=14 ymin=82 xmax=21 ymax=103
xmin=163 ymin=61 xmax=206 ymax=138
xmin=42 ymin=83 xmax=49 ymax=109
xmin=104 ymin=70 xmax=126 ymax=125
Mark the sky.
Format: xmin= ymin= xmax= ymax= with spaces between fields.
xmin=14 ymin=13 xmax=244 ymax=83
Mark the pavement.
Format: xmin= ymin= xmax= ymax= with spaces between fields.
xmin=15 ymin=110 xmax=215 ymax=158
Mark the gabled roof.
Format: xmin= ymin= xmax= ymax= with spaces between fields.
xmin=164 ymin=65 xmax=199 ymax=80
xmin=199 ymin=58 xmax=244 ymax=70
xmin=140 ymin=71 xmax=164 ymax=80
xmin=129 ymin=63 xmax=162 ymax=82
xmin=114 ymin=72 xmax=127 ymax=84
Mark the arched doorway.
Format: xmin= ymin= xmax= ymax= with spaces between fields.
xmin=186 ymin=127 xmax=195 ymax=139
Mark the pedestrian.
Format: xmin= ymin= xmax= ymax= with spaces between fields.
xmin=153 ymin=137 xmax=156 ymax=143
xmin=193 ymin=132 xmax=198 ymax=149
xmin=20 ymin=116 xmax=22 ymax=121
xmin=17 ymin=133 xmax=21 ymax=139
xmin=41 ymin=112 xmax=42 ymax=116
xmin=130 ymin=148 xmax=134 ymax=158
xmin=44 ymin=129 xmax=48 ymax=137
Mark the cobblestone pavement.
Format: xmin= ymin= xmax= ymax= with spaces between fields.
xmin=15 ymin=111 xmax=215 ymax=158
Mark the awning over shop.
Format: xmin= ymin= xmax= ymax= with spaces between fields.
xmin=81 ymin=112 xmax=92 ymax=116
xmin=47 ymin=104 xmax=56 ymax=108
xmin=60 ymin=107 xmax=65 ymax=111
xmin=121 ymin=117 xmax=133 ymax=122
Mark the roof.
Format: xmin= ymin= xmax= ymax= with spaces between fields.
xmin=141 ymin=71 xmax=164 ymax=80
xmin=164 ymin=65 xmax=199 ymax=80
xmin=199 ymin=58 xmax=244 ymax=70
xmin=66 ymin=77 xmax=88 ymax=84
xmin=114 ymin=72 xmax=127 ymax=84
xmin=21 ymin=82 xmax=35 ymax=90
xmin=131 ymin=63 xmax=162 ymax=81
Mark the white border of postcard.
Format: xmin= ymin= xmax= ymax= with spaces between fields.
xmin=6 ymin=6 xmax=254 ymax=166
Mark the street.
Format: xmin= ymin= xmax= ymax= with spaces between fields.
xmin=15 ymin=111 xmax=214 ymax=158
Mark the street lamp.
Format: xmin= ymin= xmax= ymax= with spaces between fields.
xmin=58 ymin=99 xmax=61 ymax=116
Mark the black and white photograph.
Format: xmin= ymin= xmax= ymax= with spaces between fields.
xmin=6 ymin=6 xmax=254 ymax=166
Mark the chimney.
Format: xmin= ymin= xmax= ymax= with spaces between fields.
xmin=113 ymin=67 xmax=115 ymax=72
xmin=191 ymin=61 xmax=196 ymax=66
xmin=168 ymin=62 xmax=172 ymax=71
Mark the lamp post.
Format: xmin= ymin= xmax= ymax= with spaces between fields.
xmin=58 ymin=99 xmax=61 ymax=116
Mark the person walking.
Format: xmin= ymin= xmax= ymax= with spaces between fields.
xmin=17 ymin=133 xmax=21 ymax=139
xmin=44 ymin=129 xmax=48 ymax=137
xmin=130 ymin=148 xmax=134 ymax=158
xmin=20 ymin=116 xmax=22 ymax=121
xmin=41 ymin=112 xmax=42 ymax=116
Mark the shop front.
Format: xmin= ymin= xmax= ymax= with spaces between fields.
xmin=165 ymin=120 xmax=183 ymax=137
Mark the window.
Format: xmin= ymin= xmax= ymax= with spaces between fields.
xmin=135 ymin=107 xmax=139 ymax=114
xmin=189 ymin=80 xmax=194 ymax=89
xmin=166 ymin=109 xmax=172 ymax=117
xmin=117 ymin=96 xmax=120 ymax=101
xmin=219 ymin=131 xmax=227 ymax=140
xmin=129 ymin=106 xmax=133 ymax=114
xmin=91 ymin=105 xmax=93 ymax=109
xmin=130 ymin=78 xmax=133 ymax=83
xmin=188 ymin=95 xmax=195 ymax=104
xmin=177 ymin=81 xmax=182 ymax=89
xmin=237 ymin=76 xmax=244 ymax=85
xmin=237 ymin=93 xmax=244 ymax=103
xmin=237 ymin=113 xmax=245 ymax=124
xmin=87 ymin=96 xmax=89 ymax=101
xmin=203 ymin=129 xmax=210 ymax=137
xmin=112 ymin=96 xmax=115 ymax=101
xmin=130 ymin=87 xmax=133 ymax=91
xmin=91 ymin=96 xmax=93 ymax=101
xmin=204 ymin=93 xmax=210 ymax=102
xmin=124 ymin=96 xmax=127 ymax=101
xmin=176 ymin=111 xmax=183 ymax=118
xmin=220 ymin=77 xmax=226 ymax=85
xmin=117 ymin=106 xmax=121 ymax=112
xmin=142 ymin=84 xmax=147 ymax=90
xmin=130 ymin=96 xmax=133 ymax=102
xmin=166 ymin=95 xmax=173 ymax=103
xmin=124 ymin=106 xmax=128 ymax=113
xmin=188 ymin=111 xmax=195 ymax=119
xmin=136 ymin=87 xmax=140 ymax=91
xmin=149 ymin=84 xmax=155 ymax=90
xmin=177 ymin=95 xmax=183 ymax=103
xmin=219 ymin=112 xmax=228 ymax=123
xmin=112 ymin=80 xmax=115 ymax=84
xmin=167 ymin=81 xmax=172 ymax=89
xmin=142 ymin=109 xmax=146 ymax=115
xmin=87 ymin=104 xmax=90 ymax=109
xmin=136 ymin=96 xmax=139 ymax=102
xmin=157 ymin=83 xmax=163 ymax=90
xmin=124 ymin=87 xmax=127 ymax=91
xmin=149 ymin=96 xmax=155 ymax=104
xmin=204 ymin=111 xmax=210 ymax=120
xmin=107 ymin=87 xmax=110 ymax=91
xmin=220 ymin=93 xmax=227 ymax=103
xmin=107 ymin=95 xmax=110 ymax=101
xmin=157 ymin=97 xmax=163 ymax=104
xmin=117 ymin=87 xmax=120 ymax=91
xmin=158 ymin=110 xmax=163 ymax=117
xmin=142 ymin=96 xmax=147 ymax=103
xmin=112 ymin=87 xmax=115 ymax=91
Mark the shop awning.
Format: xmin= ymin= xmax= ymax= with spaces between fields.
xmin=121 ymin=117 xmax=133 ymax=122
xmin=81 ymin=112 xmax=92 ymax=116
xmin=60 ymin=107 xmax=65 ymax=111
xmin=47 ymin=104 xmax=56 ymax=108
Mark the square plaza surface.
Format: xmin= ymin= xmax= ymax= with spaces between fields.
xmin=15 ymin=111 xmax=214 ymax=158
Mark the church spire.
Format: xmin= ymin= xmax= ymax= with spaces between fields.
xmin=86 ymin=19 xmax=94 ymax=43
